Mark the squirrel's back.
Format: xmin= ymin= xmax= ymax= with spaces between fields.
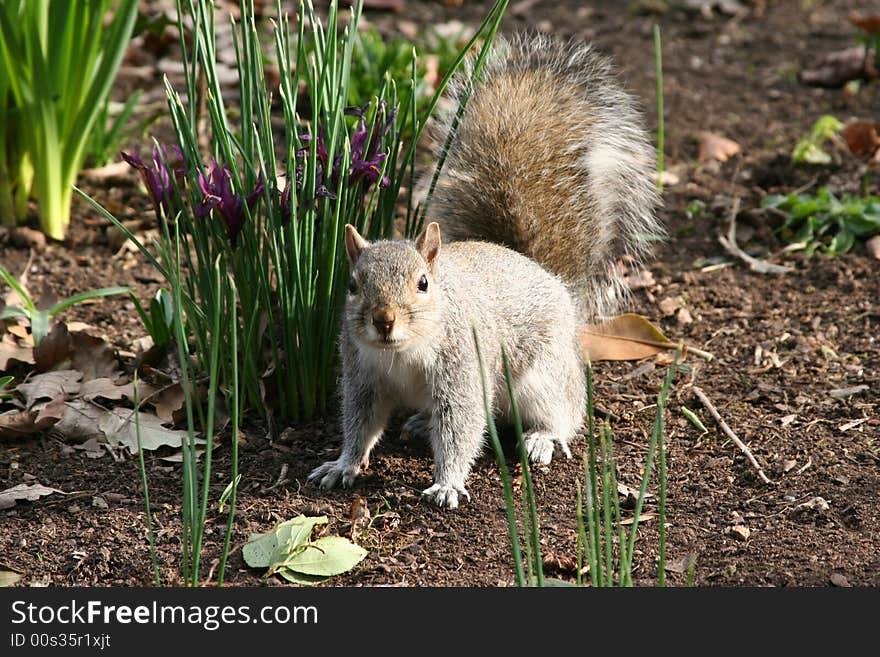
xmin=430 ymin=34 xmax=662 ymax=320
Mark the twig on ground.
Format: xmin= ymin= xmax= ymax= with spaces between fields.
xmin=262 ymin=463 xmax=289 ymax=493
xmin=718 ymin=197 xmax=793 ymax=275
xmin=691 ymin=385 xmax=775 ymax=485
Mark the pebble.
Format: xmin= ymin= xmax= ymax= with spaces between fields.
xmin=729 ymin=525 xmax=751 ymax=542
xmin=830 ymin=573 xmax=851 ymax=587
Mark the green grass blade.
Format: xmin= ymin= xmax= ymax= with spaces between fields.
xmin=472 ymin=327 xmax=525 ymax=587
xmin=134 ymin=374 xmax=162 ymax=587
xmin=501 ymin=348 xmax=543 ymax=586
xmin=47 ymin=286 xmax=132 ymax=317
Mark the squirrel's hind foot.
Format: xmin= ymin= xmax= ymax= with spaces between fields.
xmin=524 ymin=432 xmax=572 ymax=465
xmin=422 ymin=482 xmax=470 ymax=509
xmin=401 ymin=412 xmax=432 ymax=441
xmin=308 ymin=458 xmax=360 ymax=490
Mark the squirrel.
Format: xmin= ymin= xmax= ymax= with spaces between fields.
xmin=308 ymin=34 xmax=662 ymax=508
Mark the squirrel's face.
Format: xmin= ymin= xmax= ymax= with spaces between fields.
xmin=343 ymin=222 xmax=442 ymax=352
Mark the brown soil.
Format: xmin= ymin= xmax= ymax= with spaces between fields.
xmin=1 ymin=0 xmax=878 ymax=587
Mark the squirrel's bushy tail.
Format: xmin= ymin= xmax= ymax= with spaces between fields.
xmin=430 ymin=34 xmax=663 ymax=320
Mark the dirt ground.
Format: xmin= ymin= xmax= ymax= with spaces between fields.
xmin=1 ymin=0 xmax=878 ymax=587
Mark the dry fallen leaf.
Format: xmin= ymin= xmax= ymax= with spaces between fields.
xmin=0 ymin=403 xmax=64 ymax=440
xmin=0 ymin=333 xmax=34 ymax=370
xmin=33 ymin=323 xmax=119 ymax=380
xmin=349 ymin=496 xmax=370 ymax=524
xmin=849 ymin=13 xmax=880 ymax=35
xmin=841 ymin=120 xmax=880 ymax=159
xmin=16 ymin=370 xmax=83 ymax=408
xmin=45 ymin=398 xmax=108 ymax=442
xmin=80 ymin=378 xmax=158 ymax=404
xmin=580 ymin=313 xmax=682 ymax=362
xmin=729 ymin=525 xmax=751 ymax=542
xmin=0 ymin=483 xmax=65 ymax=510
xmin=152 ymin=383 xmax=187 ymax=423
xmin=98 ymin=407 xmax=198 ymax=453
xmin=697 ymin=131 xmax=742 ymax=163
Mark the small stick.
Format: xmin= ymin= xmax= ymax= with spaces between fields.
xmin=262 ymin=463 xmax=289 ymax=493
xmin=718 ymin=197 xmax=793 ymax=275
xmin=691 ymin=386 xmax=775 ymax=485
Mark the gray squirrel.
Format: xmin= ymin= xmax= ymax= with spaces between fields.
xmin=308 ymin=34 xmax=662 ymax=508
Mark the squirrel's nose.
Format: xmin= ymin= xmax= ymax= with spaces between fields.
xmin=372 ymin=308 xmax=396 ymax=338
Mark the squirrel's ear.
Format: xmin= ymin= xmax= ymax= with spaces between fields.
xmin=344 ymin=224 xmax=368 ymax=265
xmin=415 ymin=221 xmax=441 ymax=272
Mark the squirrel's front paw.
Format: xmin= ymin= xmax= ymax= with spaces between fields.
xmin=422 ymin=483 xmax=470 ymax=509
xmin=308 ymin=459 xmax=360 ymax=490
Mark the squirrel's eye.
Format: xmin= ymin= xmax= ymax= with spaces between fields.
xmin=348 ymin=276 xmax=358 ymax=294
xmin=417 ymin=274 xmax=429 ymax=293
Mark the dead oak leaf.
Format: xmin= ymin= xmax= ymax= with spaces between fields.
xmin=98 ymin=407 xmax=198 ymax=454
xmin=16 ymin=370 xmax=83 ymax=408
xmin=33 ymin=323 xmax=119 ymax=380
xmin=697 ymin=131 xmax=742 ymax=163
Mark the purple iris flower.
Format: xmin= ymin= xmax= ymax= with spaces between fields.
xmin=120 ymin=143 xmax=184 ymax=222
xmin=294 ymin=100 xmax=395 ymax=203
xmin=197 ymin=159 xmax=265 ymax=247
xmin=348 ymin=100 xmax=395 ymax=189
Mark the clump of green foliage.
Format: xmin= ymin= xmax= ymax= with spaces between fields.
xmin=0 ymin=0 xmax=137 ymax=239
xmin=762 ymin=187 xmax=880 ymax=256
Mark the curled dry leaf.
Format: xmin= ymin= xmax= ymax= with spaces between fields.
xmin=33 ymin=323 xmax=119 ymax=380
xmin=349 ymin=496 xmax=370 ymax=524
xmin=697 ymin=131 xmax=742 ymax=163
xmin=841 ymin=120 xmax=880 ymax=160
xmin=152 ymin=383 xmax=187 ymax=424
xmin=579 ymin=313 xmax=684 ymax=362
xmin=0 ymin=407 xmax=63 ymax=440
xmin=848 ymin=13 xmax=880 ymax=35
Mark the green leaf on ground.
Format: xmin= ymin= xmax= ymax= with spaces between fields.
xmin=281 ymin=536 xmax=368 ymax=578
xmin=242 ymin=515 xmax=367 ymax=583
